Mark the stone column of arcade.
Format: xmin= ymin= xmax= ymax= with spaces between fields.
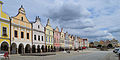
xmin=22 ymin=48 xmax=25 ymax=54
xmin=8 ymin=47 xmax=10 ymax=54
xmin=35 ymin=48 xmax=37 ymax=53
xmin=16 ymin=48 xmax=18 ymax=54
xmin=30 ymin=47 xmax=32 ymax=53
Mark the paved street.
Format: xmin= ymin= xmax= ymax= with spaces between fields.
xmin=9 ymin=48 xmax=118 ymax=60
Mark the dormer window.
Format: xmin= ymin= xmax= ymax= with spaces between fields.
xmin=21 ymin=17 xmax=23 ymax=21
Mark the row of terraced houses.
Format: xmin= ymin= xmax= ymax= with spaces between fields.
xmin=0 ymin=1 xmax=89 ymax=54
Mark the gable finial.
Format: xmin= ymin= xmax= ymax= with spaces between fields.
xmin=47 ymin=18 xmax=50 ymax=26
xmin=19 ymin=5 xmax=25 ymax=14
xmin=21 ymin=5 xmax=23 ymax=8
xmin=36 ymin=16 xmax=41 ymax=22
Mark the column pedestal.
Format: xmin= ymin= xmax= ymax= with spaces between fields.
xmin=30 ymin=48 xmax=32 ymax=53
xmin=8 ymin=47 xmax=10 ymax=54
xmin=16 ymin=48 xmax=18 ymax=54
xmin=35 ymin=48 xmax=37 ymax=53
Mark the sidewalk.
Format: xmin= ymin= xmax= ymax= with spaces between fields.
xmin=9 ymin=49 xmax=94 ymax=57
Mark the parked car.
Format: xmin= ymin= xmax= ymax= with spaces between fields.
xmin=113 ymin=48 xmax=119 ymax=53
xmin=116 ymin=49 xmax=120 ymax=55
xmin=82 ymin=47 xmax=86 ymax=49
xmin=0 ymin=51 xmax=9 ymax=60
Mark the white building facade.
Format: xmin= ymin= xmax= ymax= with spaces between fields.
xmin=64 ymin=32 xmax=69 ymax=50
xmin=74 ymin=36 xmax=79 ymax=50
xmin=31 ymin=16 xmax=45 ymax=53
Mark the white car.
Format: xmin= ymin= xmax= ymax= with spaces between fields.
xmin=113 ymin=48 xmax=120 ymax=53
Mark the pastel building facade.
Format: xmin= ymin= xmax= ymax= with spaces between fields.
xmin=71 ymin=35 xmax=74 ymax=49
xmin=60 ymin=28 xmax=65 ymax=50
xmin=74 ymin=36 xmax=79 ymax=49
xmin=0 ymin=1 xmax=10 ymax=53
xmin=44 ymin=19 xmax=54 ymax=52
xmin=53 ymin=26 xmax=60 ymax=51
xmin=64 ymin=32 xmax=69 ymax=50
xmin=10 ymin=6 xmax=32 ymax=54
xmin=31 ymin=16 xmax=45 ymax=53
xmin=68 ymin=35 xmax=72 ymax=49
xmin=83 ymin=39 xmax=89 ymax=47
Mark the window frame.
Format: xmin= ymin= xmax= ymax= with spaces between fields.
xmin=14 ymin=30 xmax=18 ymax=38
xmin=2 ymin=27 xmax=7 ymax=36
xmin=21 ymin=31 xmax=24 ymax=38
xmin=38 ymin=35 xmax=40 ymax=41
xmin=27 ymin=33 xmax=29 ymax=39
xmin=42 ymin=36 xmax=43 ymax=41
xmin=34 ymin=35 xmax=36 ymax=40
xmin=21 ymin=17 xmax=23 ymax=21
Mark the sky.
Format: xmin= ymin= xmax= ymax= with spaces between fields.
xmin=2 ymin=0 xmax=120 ymax=42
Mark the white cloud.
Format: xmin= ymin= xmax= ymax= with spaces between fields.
xmin=2 ymin=0 xmax=120 ymax=42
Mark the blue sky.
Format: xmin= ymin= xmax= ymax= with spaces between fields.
xmin=2 ymin=0 xmax=120 ymax=42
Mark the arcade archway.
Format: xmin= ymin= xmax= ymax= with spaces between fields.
xmin=32 ymin=45 xmax=36 ymax=53
xmin=37 ymin=45 xmax=40 ymax=53
xmin=25 ymin=44 xmax=30 ymax=53
xmin=1 ymin=42 xmax=9 ymax=51
xmin=11 ymin=43 xmax=17 ymax=54
xmin=18 ymin=43 xmax=24 ymax=54
xmin=41 ymin=45 xmax=44 ymax=52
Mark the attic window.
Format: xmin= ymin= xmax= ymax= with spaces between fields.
xmin=21 ymin=17 xmax=23 ymax=21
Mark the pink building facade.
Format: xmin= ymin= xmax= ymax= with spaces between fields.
xmin=54 ymin=27 xmax=60 ymax=51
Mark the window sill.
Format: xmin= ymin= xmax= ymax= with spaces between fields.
xmin=2 ymin=34 xmax=8 ymax=37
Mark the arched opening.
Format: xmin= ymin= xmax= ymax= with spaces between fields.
xmin=45 ymin=46 xmax=47 ymax=52
xmin=54 ymin=46 xmax=56 ymax=52
xmin=1 ymin=42 xmax=9 ymax=51
xmin=32 ymin=45 xmax=36 ymax=53
xmin=51 ymin=46 xmax=53 ymax=52
xmin=37 ymin=45 xmax=40 ymax=53
xmin=59 ymin=47 xmax=62 ymax=51
xmin=48 ymin=46 xmax=50 ymax=52
xmin=41 ymin=45 xmax=44 ymax=52
xmin=18 ymin=43 xmax=24 ymax=54
xmin=25 ymin=44 xmax=30 ymax=53
xmin=11 ymin=43 xmax=17 ymax=54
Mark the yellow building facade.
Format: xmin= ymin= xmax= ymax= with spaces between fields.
xmin=45 ymin=19 xmax=54 ymax=52
xmin=10 ymin=5 xmax=32 ymax=54
xmin=0 ymin=1 xmax=10 ymax=53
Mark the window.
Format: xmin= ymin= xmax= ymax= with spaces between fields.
xmin=49 ymin=31 xmax=50 ymax=35
xmin=51 ymin=37 xmax=53 ymax=43
xmin=42 ymin=36 xmax=43 ymax=41
xmin=14 ymin=30 xmax=18 ymax=37
xmin=27 ymin=33 xmax=29 ymax=39
xmin=2 ymin=27 xmax=7 ymax=36
xmin=46 ymin=36 xmax=47 ymax=42
xmin=21 ymin=32 xmax=24 ymax=38
xmin=38 ymin=25 xmax=40 ymax=28
xmin=21 ymin=17 xmax=23 ymax=21
xmin=49 ymin=37 xmax=50 ymax=42
xmin=38 ymin=35 xmax=40 ymax=41
xmin=34 ymin=35 xmax=36 ymax=40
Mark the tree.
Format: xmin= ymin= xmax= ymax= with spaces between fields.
xmin=107 ymin=44 xmax=113 ymax=48
xmin=97 ymin=45 xmax=102 ymax=48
